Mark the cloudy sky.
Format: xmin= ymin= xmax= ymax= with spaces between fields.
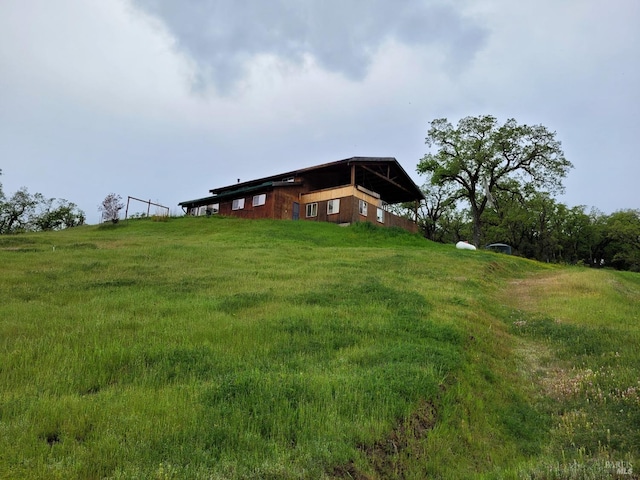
xmin=1 ymin=0 xmax=638 ymax=224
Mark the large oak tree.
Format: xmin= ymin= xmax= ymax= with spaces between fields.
xmin=417 ymin=115 xmax=573 ymax=246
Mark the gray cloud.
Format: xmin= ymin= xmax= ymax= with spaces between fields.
xmin=2 ymin=0 xmax=637 ymax=224
xmin=130 ymin=0 xmax=487 ymax=92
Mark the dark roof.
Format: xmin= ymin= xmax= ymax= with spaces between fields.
xmin=179 ymin=182 xmax=275 ymax=207
xmin=213 ymin=157 xmax=423 ymax=202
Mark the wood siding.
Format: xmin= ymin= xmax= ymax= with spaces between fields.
xmin=272 ymin=187 xmax=306 ymax=220
xmin=300 ymin=188 xmax=418 ymax=233
xmin=198 ymin=186 xmax=308 ymax=221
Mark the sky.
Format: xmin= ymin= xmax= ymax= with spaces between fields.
xmin=1 ymin=0 xmax=638 ymax=224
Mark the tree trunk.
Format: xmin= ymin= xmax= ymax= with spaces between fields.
xmin=472 ymin=209 xmax=481 ymax=247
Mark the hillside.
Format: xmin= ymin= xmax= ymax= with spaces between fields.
xmin=1 ymin=217 xmax=638 ymax=479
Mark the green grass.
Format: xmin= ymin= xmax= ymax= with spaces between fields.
xmin=497 ymin=269 xmax=640 ymax=479
xmin=0 ymin=216 xmax=638 ymax=479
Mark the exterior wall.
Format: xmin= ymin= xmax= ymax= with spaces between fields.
xmin=192 ymin=192 xmax=277 ymax=220
xmin=300 ymin=186 xmax=355 ymax=225
xmin=216 ymin=193 xmax=274 ymax=219
xmin=299 ymin=186 xmax=418 ymax=233
xmin=301 ymin=185 xmax=372 ymax=224
xmin=272 ymin=187 xmax=306 ymax=220
xmin=189 ymin=186 xmax=308 ymax=221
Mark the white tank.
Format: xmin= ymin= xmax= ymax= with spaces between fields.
xmin=456 ymin=241 xmax=477 ymax=251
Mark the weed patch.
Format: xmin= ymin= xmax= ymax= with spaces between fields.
xmin=503 ymin=271 xmax=640 ymax=477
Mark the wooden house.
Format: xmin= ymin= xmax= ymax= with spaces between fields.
xmin=178 ymin=157 xmax=424 ymax=233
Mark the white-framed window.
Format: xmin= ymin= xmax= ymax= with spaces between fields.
xmin=376 ymin=207 xmax=385 ymax=223
xmin=359 ymin=199 xmax=368 ymax=216
xmin=252 ymin=194 xmax=266 ymax=207
xmin=232 ymin=198 xmax=245 ymax=210
xmin=206 ymin=203 xmax=219 ymax=215
xmin=306 ymin=202 xmax=318 ymax=217
xmin=327 ymin=199 xmax=340 ymax=215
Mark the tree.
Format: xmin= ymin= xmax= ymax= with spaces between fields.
xmin=603 ymin=210 xmax=640 ymax=271
xmin=388 ymin=174 xmax=458 ymax=242
xmin=0 ymin=188 xmax=41 ymax=234
xmin=417 ymin=176 xmax=459 ymax=242
xmin=1 ymin=189 xmax=85 ymax=234
xmin=554 ymin=205 xmax=594 ymax=264
xmin=438 ymin=208 xmax=472 ymax=244
xmin=481 ymin=190 xmax=562 ymax=261
xmin=99 ymin=193 xmax=124 ymax=223
xmin=482 ymin=184 xmax=532 ymax=254
xmin=33 ymin=198 xmax=85 ymax=231
xmin=0 ymin=170 xmax=85 ymax=234
xmin=417 ymin=115 xmax=573 ymax=246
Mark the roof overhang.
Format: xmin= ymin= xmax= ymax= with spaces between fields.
xmin=178 ymin=181 xmax=276 ymax=208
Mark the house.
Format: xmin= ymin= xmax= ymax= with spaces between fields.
xmin=178 ymin=157 xmax=425 ymax=233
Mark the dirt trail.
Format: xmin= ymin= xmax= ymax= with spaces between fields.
xmin=329 ymin=400 xmax=437 ymax=479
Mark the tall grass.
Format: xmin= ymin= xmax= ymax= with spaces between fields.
xmin=0 ymin=217 xmax=637 ymax=478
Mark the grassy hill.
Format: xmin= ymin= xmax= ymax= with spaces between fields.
xmin=1 ymin=217 xmax=638 ymax=479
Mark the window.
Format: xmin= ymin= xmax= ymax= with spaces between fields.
xmin=232 ymin=198 xmax=245 ymax=210
xmin=306 ymin=202 xmax=318 ymax=217
xmin=358 ymin=200 xmax=368 ymax=216
xmin=376 ymin=207 xmax=385 ymax=223
xmin=206 ymin=203 xmax=219 ymax=216
xmin=252 ymin=194 xmax=266 ymax=207
xmin=327 ymin=199 xmax=340 ymax=215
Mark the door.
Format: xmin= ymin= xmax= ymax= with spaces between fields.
xmin=292 ymin=202 xmax=299 ymax=220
